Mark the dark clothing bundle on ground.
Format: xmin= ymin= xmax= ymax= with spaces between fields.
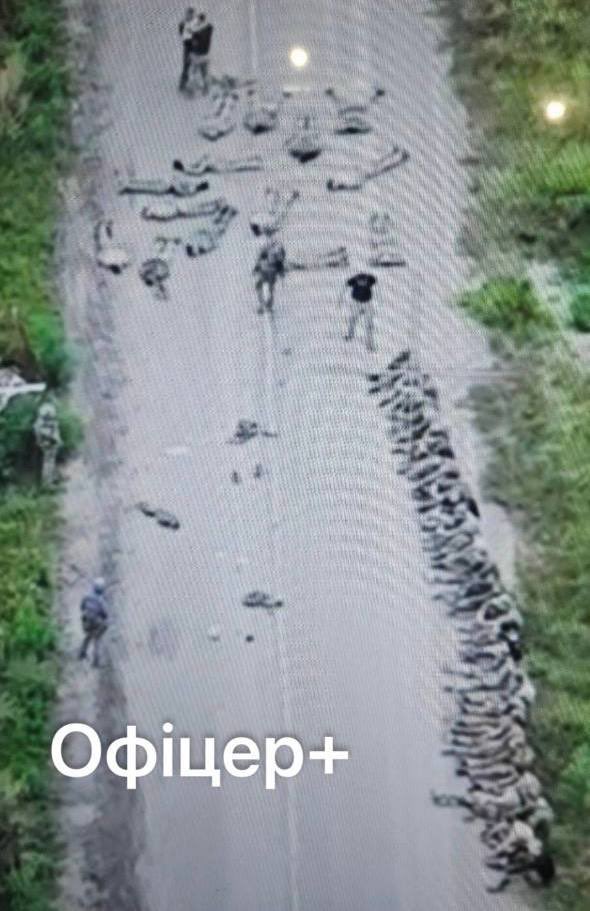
xmin=347 ymin=272 xmax=376 ymax=302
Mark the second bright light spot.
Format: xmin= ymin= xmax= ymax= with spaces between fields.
xmin=544 ymin=99 xmax=566 ymax=122
xmin=289 ymin=46 xmax=309 ymax=68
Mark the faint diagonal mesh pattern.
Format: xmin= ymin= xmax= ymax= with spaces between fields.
xmin=83 ymin=2 xmax=518 ymax=910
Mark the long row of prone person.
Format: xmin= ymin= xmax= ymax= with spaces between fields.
xmin=368 ymin=349 xmax=555 ymax=895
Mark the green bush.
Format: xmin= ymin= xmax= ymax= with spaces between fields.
xmin=0 ymin=48 xmax=29 ymax=139
xmin=25 ymin=311 xmax=71 ymax=387
xmin=570 ymin=291 xmax=590 ymax=331
xmin=499 ymin=143 xmax=590 ymax=203
xmin=0 ymin=397 xmax=38 ymax=483
xmin=56 ymin=401 xmax=83 ymax=455
xmin=458 ymin=277 xmax=556 ymax=335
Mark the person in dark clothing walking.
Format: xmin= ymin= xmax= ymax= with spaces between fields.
xmin=179 ymin=7 xmax=197 ymax=92
xmin=253 ymin=238 xmax=287 ymax=315
xmin=79 ymin=578 xmax=109 ymax=668
xmin=179 ymin=9 xmax=213 ymax=93
xmin=191 ymin=13 xmax=213 ymax=93
xmin=342 ymin=272 xmax=377 ymax=351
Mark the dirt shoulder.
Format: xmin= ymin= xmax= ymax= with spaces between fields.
xmin=56 ymin=2 xmax=145 ymax=908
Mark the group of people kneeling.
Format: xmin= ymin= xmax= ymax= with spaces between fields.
xmin=368 ymin=350 xmax=555 ymax=893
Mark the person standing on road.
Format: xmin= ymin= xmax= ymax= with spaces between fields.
xmin=79 ymin=578 xmax=109 ymax=668
xmin=179 ymin=7 xmax=198 ymax=92
xmin=178 ymin=10 xmax=213 ymax=93
xmin=253 ymin=237 xmax=287 ymax=315
xmin=342 ymin=272 xmax=377 ymax=352
xmin=190 ymin=12 xmax=213 ymax=94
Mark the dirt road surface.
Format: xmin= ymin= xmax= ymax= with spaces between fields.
xmin=58 ymin=2 xmax=521 ymax=909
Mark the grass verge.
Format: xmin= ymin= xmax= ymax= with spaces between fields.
xmin=0 ymin=1 xmax=73 ymax=909
xmin=467 ymin=341 xmax=590 ymax=910
xmin=437 ymin=1 xmax=590 ymax=906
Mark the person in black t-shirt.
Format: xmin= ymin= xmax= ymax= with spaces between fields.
xmin=342 ymin=272 xmax=377 ymax=351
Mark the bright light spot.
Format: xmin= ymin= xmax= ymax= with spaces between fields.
xmin=289 ymin=46 xmax=309 ymax=69
xmin=544 ymin=99 xmax=567 ymax=122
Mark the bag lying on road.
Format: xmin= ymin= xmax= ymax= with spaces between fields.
xmin=137 ymin=501 xmax=181 ymax=530
xmin=242 ymin=591 xmax=283 ymax=609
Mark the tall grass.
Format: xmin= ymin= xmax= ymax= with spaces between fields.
xmin=0 ymin=1 xmax=71 ymax=909
xmin=458 ymin=277 xmax=556 ymax=337
xmin=468 ymin=347 xmax=590 ymax=910
xmin=0 ymin=492 xmax=58 ymax=911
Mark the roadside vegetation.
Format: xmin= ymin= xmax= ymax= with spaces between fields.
xmin=0 ymin=1 xmax=74 ymax=909
xmin=438 ymin=1 xmax=590 ymax=907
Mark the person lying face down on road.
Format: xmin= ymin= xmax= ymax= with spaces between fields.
xmin=173 ymin=153 xmax=263 ymax=175
xmin=249 ymin=187 xmax=300 ymax=237
xmin=118 ymin=172 xmax=209 ymax=196
xmin=94 ymin=219 xmax=131 ymax=274
xmin=341 ymin=272 xmax=378 ymax=352
xmin=139 ymin=237 xmax=182 ymax=299
xmin=325 ymin=84 xmax=385 ymax=133
xmin=368 ymin=211 xmax=406 ymax=267
xmin=199 ymin=83 xmax=238 ymax=141
xmin=433 ymin=771 xmax=542 ymax=822
xmin=140 ymin=194 xmax=230 ymax=222
xmin=243 ymin=87 xmax=281 ymax=134
xmin=183 ymin=200 xmax=237 ymax=256
xmin=286 ymin=114 xmax=322 ymax=163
